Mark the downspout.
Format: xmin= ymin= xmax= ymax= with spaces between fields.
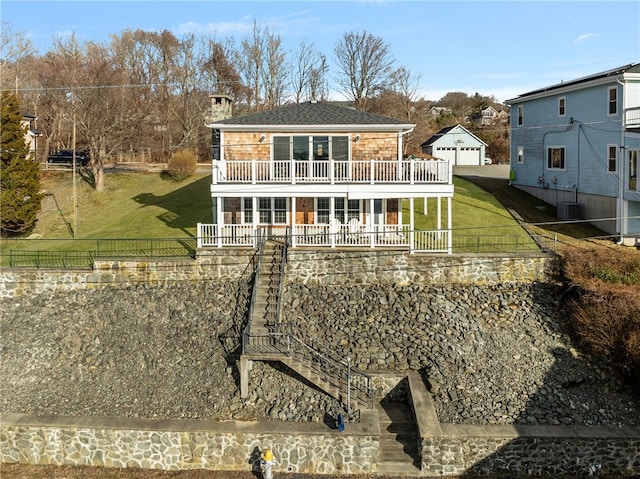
xmin=397 ymin=127 xmax=415 ymax=161
xmin=617 ymin=78 xmax=626 ymax=243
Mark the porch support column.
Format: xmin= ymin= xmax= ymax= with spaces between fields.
xmin=330 ymin=197 xmax=336 ymax=248
xmin=291 ymin=196 xmax=297 ymax=248
xmin=409 ymin=197 xmax=415 ymax=254
xmin=252 ymin=196 xmax=258 ymax=247
xmin=424 ymin=197 xmax=428 ymax=215
xmin=369 ymin=198 xmax=375 ymax=248
xmin=216 ymin=197 xmax=223 ymax=248
xmin=437 ymin=196 xmax=442 ymax=231
xmin=447 ymin=197 xmax=453 ymax=254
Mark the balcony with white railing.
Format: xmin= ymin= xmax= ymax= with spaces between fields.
xmin=197 ymin=223 xmax=451 ymax=252
xmin=626 ymin=107 xmax=640 ymax=130
xmin=212 ymin=158 xmax=451 ymax=185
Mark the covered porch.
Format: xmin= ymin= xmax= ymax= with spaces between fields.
xmin=197 ymin=194 xmax=452 ymax=253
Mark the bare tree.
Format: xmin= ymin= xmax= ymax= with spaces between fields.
xmin=238 ymin=21 xmax=288 ymax=111
xmin=201 ymin=37 xmax=248 ymax=101
xmin=391 ymin=66 xmax=421 ymax=122
xmin=333 ymin=31 xmax=395 ymax=111
xmin=308 ymin=53 xmax=329 ymax=102
xmin=262 ymin=30 xmax=287 ymax=109
xmin=291 ymin=39 xmax=323 ymax=103
xmin=239 ymin=21 xmax=265 ymax=111
xmin=0 ymin=21 xmax=35 ymax=94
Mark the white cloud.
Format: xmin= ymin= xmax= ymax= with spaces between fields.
xmin=574 ymin=33 xmax=595 ymax=45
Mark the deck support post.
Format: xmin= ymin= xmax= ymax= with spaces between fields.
xmin=240 ymin=356 xmax=253 ymax=399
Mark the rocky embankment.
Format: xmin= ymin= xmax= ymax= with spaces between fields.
xmin=282 ymin=282 xmax=638 ymax=426
xmin=1 ymin=281 xmax=638 ymax=427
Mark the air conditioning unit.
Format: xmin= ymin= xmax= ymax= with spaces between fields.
xmin=557 ymin=202 xmax=581 ymax=220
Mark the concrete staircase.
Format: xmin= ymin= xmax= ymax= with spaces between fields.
xmin=241 ymin=238 xmax=371 ymax=413
xmin=377 ymin=402 xmax=422 ymax=476
xmin=248 ymin=240 xmax=279 ymax=337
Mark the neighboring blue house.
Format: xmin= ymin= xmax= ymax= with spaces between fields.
xmin=420 ymin=124 xmax=489 ymax=165
xmin=506 ymin=63 xmax=640 ymax=245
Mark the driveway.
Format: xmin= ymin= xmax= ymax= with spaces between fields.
xmin=453 ymin=164 xmax=510 ymax=179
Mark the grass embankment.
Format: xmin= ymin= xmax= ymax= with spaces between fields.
xmin=404 ymin=176 xmax=533 ymax=242
xmin=3 ymin=170 xmax=535 ymax=261
xmin=0 ymin=170 xmax=212 ymax=264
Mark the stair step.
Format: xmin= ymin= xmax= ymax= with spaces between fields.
xmin=377 ymin=462 xmax=422 ymax=476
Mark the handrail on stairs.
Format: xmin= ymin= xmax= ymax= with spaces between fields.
xmin=242 ymin=226 xmax=373 ymax=410
xmin=242 ymin=228 xmax=266 ymax=355
xmin=274 ymin=227 xmax=289 ymax=330
xmin=245 ymin=329 xmax=373 ymax=410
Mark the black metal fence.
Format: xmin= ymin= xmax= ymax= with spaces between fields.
xmin=2 ymin=233 xmax=555 ymax=270
xmin=5 ymin=237 xmax=197 ymax=269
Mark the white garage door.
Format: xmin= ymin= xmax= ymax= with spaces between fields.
xmin=435 ymin=147 xmax=456 ymax=163
xmin=458 ymin=147 xmax=481 ymax=165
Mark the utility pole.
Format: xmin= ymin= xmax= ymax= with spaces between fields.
xmin=72 ymin=99 xmax=78 ymax=238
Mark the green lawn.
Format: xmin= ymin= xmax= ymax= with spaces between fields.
xmin=403 ymin=177 xmax=537 ymax=252
xmin=1 ymin=170 xmax=561 ymax=264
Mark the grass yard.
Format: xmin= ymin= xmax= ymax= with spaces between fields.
xmin=403 ymin=177 xmax=535 ymax=251
xmin=34 ymin=169 xmax=213 ymax=239
xmin=0 ymin=167 xmax=609 ymax=265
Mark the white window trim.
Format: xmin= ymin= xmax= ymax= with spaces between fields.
xmin=517 ymin=104 xmax=523 ymax=126
xmin=607 ymin=144 xmax=618 ymax=173
xmin=547 ymin=146 xmax=566 ymax=171
xmin=247 ymin=197 xmax=288 ymax=225
xmin=628 ymin=150 xmax=638 ymax=192
xmin=558 ymin=96 xmax=566 ymax=117
xmin=607 ymin=86 xmax=618 ymax=116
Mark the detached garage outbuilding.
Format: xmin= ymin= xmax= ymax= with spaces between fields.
xmin=420 ymin=124 xmax=488 ymax=166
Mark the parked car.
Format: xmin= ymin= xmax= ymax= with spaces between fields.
xmin=47 ymin=149 xmax=90 ymax=166
xmin=484 ymin=156 xmax=493 ymax=165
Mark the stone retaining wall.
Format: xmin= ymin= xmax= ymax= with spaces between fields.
xmin=407 ymin=373 xmax=640 ymax=477
xmin=0 ymin=412 xmax=379 ymax=474
xmin=0 ymin=248 xmax=254 ymax=298
xmin=286 ymin=249 xmax=558 ymax=285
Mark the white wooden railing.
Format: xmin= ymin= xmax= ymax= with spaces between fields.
xmin=212 ymin=158 xmax=450 ymax=185
xmin=197 ymin=223 xmax=452 ymax=252
xmin=626 ymin=107 xmax=640 ymax=129
xmin=293 ymin=224 xmax=409 ymax=248
xmin=197 ymin=224 xmax=256 ymax=247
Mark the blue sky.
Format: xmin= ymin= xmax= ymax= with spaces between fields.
xmin=2 ymin=0 xmax=639 ymax=103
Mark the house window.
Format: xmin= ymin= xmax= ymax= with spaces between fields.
xmin=517 ymin=146 xmax=524 ymax=164
xmin=629 ymin=150 xmax=638 ymax=192
xmin=258 ymin=197 xmax=287 ymax=224
xmin=608 ymin=145 xmax=617 ymax=173
xmin=517 ymin=105 xmax=523 ymax=126
xmin=316 ymin=198 xmax=330 ymax=224
xmin=243 ymin=198 xmax=253 ymax=224
xmin=273 ymin=135 xmax=350 ymax=179
xmin=212 ymin=129 xmax=221 ymax=160
xmin=547 ymin=147 xmax=565 ymax=170
xmin=608 ymin=87 xmax=617 ymax=115
xmin=558 ymin=97 xmax=566 ymax=117
xmin=335 ymin=198 xmax=360 ymax=223
xmin=316 ymin=198 xmax=360 ymax=224
xmin=274 ymin=197 xmax=287 ymax=223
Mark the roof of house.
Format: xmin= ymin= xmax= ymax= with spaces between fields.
xmin=209 ymin=101 xmax=413 ymax=129
xmin=507 ymin=63 xmax=640 ymax=103
xmin=420 ymin=124 xmax=487 ymax=147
